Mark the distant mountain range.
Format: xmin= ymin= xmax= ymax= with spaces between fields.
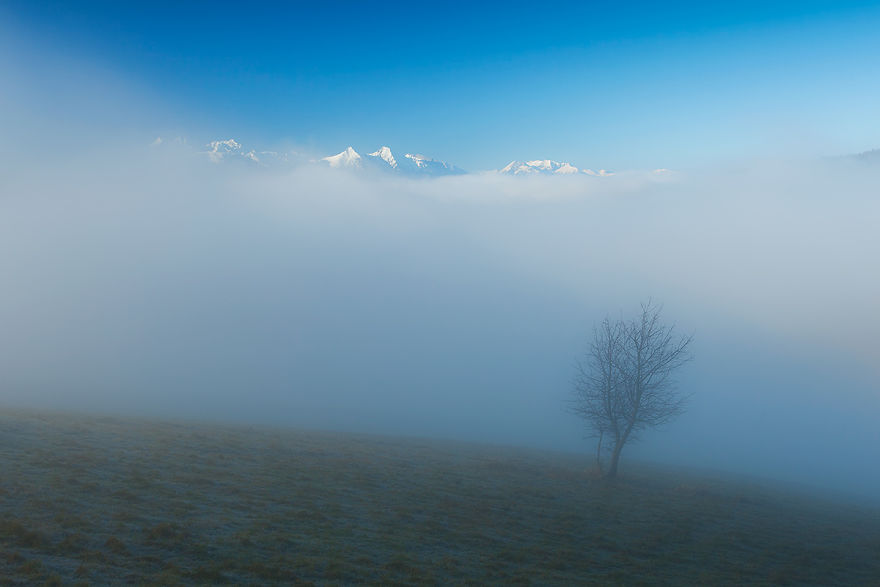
xmin=203 ymin=139 xmax=295 ymax=167
xmin=499 ymin=159 xmax=614 ymax=176
xmin=321 ymin=146 xmax=466 ymax=176
xmin=186 ymin=138 xmax=622 ymax=177
xmin=320 ymin=147 xmax=616 ymax=177
xmin=154 ymin=137 xmax=880 ymax=177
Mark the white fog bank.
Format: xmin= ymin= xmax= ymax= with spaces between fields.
xmin=1 ymin=144 xmax=878 ymax=500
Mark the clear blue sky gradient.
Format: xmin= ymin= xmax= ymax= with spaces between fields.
xmin=4 ymin=0 xmax=880 ymax=170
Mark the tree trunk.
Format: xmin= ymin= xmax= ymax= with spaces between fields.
xmin=595 ymin=430 xmax=604 ymax=475
xmin=606 ymin=421 xmax=635 ymax=479
xmin=606 ymin=440 xmax=624 ymax=479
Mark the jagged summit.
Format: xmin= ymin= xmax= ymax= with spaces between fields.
xmin=400 ymin=153 xmax=465 ymax=176
xmin=206 ymin=139 xmax=244 ymax=163
xmin=199 ymin=138 xmax=288 ymax=165
xmin=500 ymin=160 xmax=574 ymax=175
xmin=499 ymin=160 xmax=563 ymax=175
xmin=321 ymin=146 xmax=464 ymax=176
xmin=322 ymin=146 xmax=362 ymax=168
xmin=368 ymin=146 xmax=397 ymax=168
xmin=499 ymin=159 xmax=614 ymax=176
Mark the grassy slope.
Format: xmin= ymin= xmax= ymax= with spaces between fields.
xmin=1 ymin=408 xmax=878 ymax=585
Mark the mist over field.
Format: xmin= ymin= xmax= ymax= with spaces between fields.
xmin=1 ymin=140 xmax=878 ymax=500
xmin=6 ymin=6 xmax=880 ymax=584
xmin=1 ymin=19 xmax=879 ymax=504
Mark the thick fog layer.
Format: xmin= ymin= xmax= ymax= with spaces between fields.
xmin=1 ymin=147 xmax=878 ymax=500
xmin=1 ymin=35 xmax=878 ymax=501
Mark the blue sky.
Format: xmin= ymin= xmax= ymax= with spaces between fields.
xmin=3 ymin=0 xmax=880 ymax=170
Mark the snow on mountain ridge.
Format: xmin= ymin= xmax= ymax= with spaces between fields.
xmin=499 ymin=159 xmax=614 ymax=176
xmin=200 ymin=139 xmax=291 ymax=166
xmin=322 ymin=146 xmax=362 ymax=168
xmin=368 ymin=146 xmax=397 ymax=168
xmin=321 ymin=146 xmax=463 ymax=176
xmin=402 ymin=153 xmax=465 ymax=175
xmin=192 ymin=138 xmax=622 ymax=177
xmin=500 ymin=159 xmax=573 ymax=175
xmin=405 ymin=153 xmax=431 ymax=168
xmin=205 ymin=139 xmax=243 ymax=162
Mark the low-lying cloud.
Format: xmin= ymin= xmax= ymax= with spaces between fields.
xmin=1 ymin=145 xmax=878 ymax=499
xmin=1 ymin=33 xmax=878 ymax=499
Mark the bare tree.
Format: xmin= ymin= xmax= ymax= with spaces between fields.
xmin=572 ymin=301 xmax=692 ymax=479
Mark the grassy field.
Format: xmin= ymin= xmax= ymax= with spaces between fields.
xmin=0 ymin=408 xmax=878 ymax=585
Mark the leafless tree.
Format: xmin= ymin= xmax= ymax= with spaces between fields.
xmin=572 ymin=301 xmax=692 ymax=479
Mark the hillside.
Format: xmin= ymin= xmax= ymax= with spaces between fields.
xmin=1 ymin=408 xmax=878 ymax=585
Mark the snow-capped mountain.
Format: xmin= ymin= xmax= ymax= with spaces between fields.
xmin=500 ymin=160 xmax=577 ymax=175
xmin=499 ymin=159 xmax=613 ymax=176
xmin=400 ymin=152 xmax=465 ymax=176
xmin=202 ymin=139 xmax=294 ymax=166
xmin=205 ymin=139 xmax=256 ymax=163
xmin=170 ymin=137 xmax=627 ymax=177
xmin=322 ymin=146 xmax=465 ymax=176
xmin=321 ymin=146 xmax=362 ymax=168
xmin=368 ymin=146 xmax=397 ymax=168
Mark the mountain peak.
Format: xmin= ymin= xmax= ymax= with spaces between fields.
xmin=368 ymin=146 xmax=397 ymax=168
xmin=319 ymin=146 xmax=464 ymax=176
xmin=205 ymin=139 xmax=242 ymax=162
xmin=322 ymin=146 xmax=362 ymax=168
xmin=499 ymin=159 xmax=615 ymax=176
xmin=401 ymin=153 xmax=465 ymax=175
xmin=500 ymin=159 xmax=574 ymax=175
